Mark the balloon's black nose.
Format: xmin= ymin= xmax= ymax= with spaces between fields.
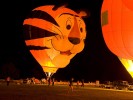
xmin=68 ymin=37 xmax=80 ymax=45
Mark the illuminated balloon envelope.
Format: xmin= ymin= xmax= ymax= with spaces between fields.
xmin=23 ymin=5 xmax=87 ymax=78
xmin=101 ymin=0 xmax=133 ymax=77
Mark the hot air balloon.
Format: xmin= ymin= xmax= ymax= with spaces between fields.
xmin=101 ymin=0 xmax=133 ymax=77
xmin=23 ymin=5 xmax=87 ymax=78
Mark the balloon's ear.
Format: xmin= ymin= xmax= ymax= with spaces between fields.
xmin=77 ymin=10 xmax=90 ymax=18
xmin=52 ymin=3 xmax=68 ymax=10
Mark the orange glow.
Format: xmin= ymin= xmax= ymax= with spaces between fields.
xmin=44 ymin=61 xmax=55 ymax=67
xmin=122 ymin=0 xmax=133 ymax=10
xmin=101 ymin=0 xmax=133 ymax=78
xmin=119 ymin=58 xmax=133 ymax=77
xmin=101 ymin=0 xmax=133 ymax=59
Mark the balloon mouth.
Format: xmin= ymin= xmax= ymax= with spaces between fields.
xmin=45 ymin=72 xmax=54 ymax=78
xmin=60 ymin=50 xmax=72 ymax=55
xmin=119 ymin=57 xmax=133 ymax=78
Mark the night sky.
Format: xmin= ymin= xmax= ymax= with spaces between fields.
xmin=0 ymin=0 xmax=132 ymax=82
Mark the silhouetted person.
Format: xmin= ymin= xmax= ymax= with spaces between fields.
xmin=6 ymin=76 xmax=10 ymax=86
xmin=48 ymin=78 xmax=51 ymax=86
xmin=68 ymin=78 xmax=74 ymax=92
xmin=52 ymin=78 xmax=55 ymax=86
xmin=81 ymin=79 xmax=84 ymax=87
xmin=77 ymin=80 xmax=80 ymax=88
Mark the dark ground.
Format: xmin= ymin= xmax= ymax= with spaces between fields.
xmin=0 ymin=84 xmax=133 ymax=100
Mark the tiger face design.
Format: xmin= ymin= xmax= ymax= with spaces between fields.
xmin=23 ymin=5 xmax=87 ymax=74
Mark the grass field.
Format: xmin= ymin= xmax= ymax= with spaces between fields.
xmin=0 ymin=83 xmax=133 ymax=100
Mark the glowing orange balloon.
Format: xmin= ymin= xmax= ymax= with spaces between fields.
xmin=101 ymin=0 xmax=133 ymax=78
xmin=23 ymin=5 xmax=87 ymax=77
xmin=101 ymin=0 xmax=133 ymax=59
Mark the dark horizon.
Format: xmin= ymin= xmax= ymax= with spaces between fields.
xmin=0 ymin=0 xmax=132 ymax=82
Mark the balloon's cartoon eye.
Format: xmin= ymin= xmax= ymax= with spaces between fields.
xmin=66 ymin=25 xmax=71 ymax=30
xmin=80 ymin=27 xmax=83 ymax=32
xmin=79 ymin=21 xmax=84 ymax=33
xmin=66 ymin=19 xmax=72 ymax=30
